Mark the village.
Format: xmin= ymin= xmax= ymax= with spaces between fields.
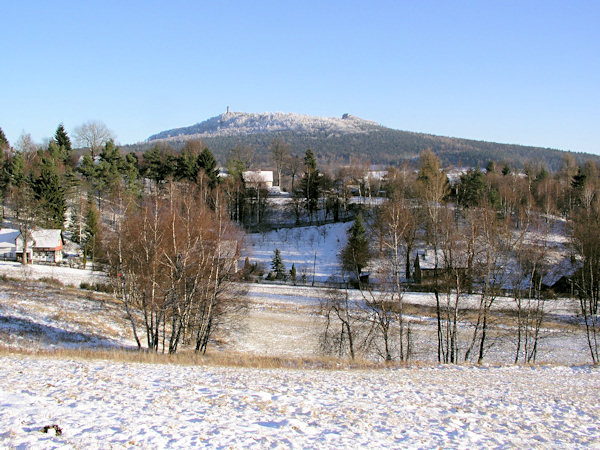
xmin=2 ymin=2 xmax=600 ymax=445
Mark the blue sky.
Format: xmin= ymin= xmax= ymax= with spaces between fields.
xmin=2 ymin=1 xmax=599 ymax=154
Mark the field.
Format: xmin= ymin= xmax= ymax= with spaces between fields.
xmin=0 ymin=221 xmax=598 ymax=447
xmin=2 ymin=355 xmax=599 ymax=448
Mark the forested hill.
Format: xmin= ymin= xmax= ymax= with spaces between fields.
xmin=136 ymin=111 xmax=597 ymax=170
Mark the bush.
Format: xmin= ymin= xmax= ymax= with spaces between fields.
xmin=80 ymin=282 xmax=114 ymax=293
xmin=38 ymin=277 xmax=64 ymax=287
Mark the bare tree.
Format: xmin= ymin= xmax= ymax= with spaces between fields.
xmin=74 ymin=120 xmax=114 ymax=158
xmin=318 ymin=287 xmax=358 ymax=359
xmin=270 ymin=138 xmax=290 ymax=188
xmin=376 ymin=194 xmax=416 ymax=359
xmin=107 ymin=180 xmax=244 ymax=354
xmin=511 ymin=217 xmax=550 ymax=364
xmin=9 ymin=183 xmax=38 ymax=265
xmin=287 ymin=155 xmax=303 ymax=193
xmin=417 ymin=150 xmax=450 ymax=362
xmin=571 ymin=188 xmax=600 ymax=364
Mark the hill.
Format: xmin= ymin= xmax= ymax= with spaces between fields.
xmin=138 ymin=111 xmax=599 ymax=170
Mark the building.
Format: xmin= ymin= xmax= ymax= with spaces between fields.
xmin=243 ymin=170 xmax=274 ymax=189
xmin=15 ymin=229 xmax=64 ymax=264
xmin=0 ymin=228 xmax=20 ymax=260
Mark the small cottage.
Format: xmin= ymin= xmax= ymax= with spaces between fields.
xmin=243 ymin=170 xmax=274 ymax=189
xmin=15 ymin=229 xmax=64 ymax=264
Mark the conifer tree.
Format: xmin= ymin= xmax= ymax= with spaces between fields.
xmin=341 ymin=213 xmax=370 ymax=278
xmin=54 ymin=123 xmax=72 ymax=164
xmin=175 ymin=148 xmax=199 ymax=182
xmin=271 ymin=248 xmax=287 ymax=280
xmin=83 ymin=196 xmax=101 ymax=269
xmin=0 ymin=127 xmax=9 ymax=151
xmin=143 ymin=145 xmax=174 ymax=184
xmin=32 ymin=156 xmax=66 ymax=228
xmin=197 ymin=147 xmax=219 ymax=188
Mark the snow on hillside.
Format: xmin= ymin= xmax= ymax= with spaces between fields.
xmin=148 ymin=111 xmax=383 ymax=141
xmin=0 ymin=280 xmax=135 ymax=350
xmin=1 ymin=355 xmax=599 ymax=448
xmin=244 ymin=222 xmax=351 ymax=283
xmin=0 ymin=261 xmax=105 ymax=287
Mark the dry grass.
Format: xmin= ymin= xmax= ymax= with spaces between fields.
xmin=0 ymin=345 xmax=419 ymax=370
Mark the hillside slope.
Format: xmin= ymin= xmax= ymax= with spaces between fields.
xmin=140 ymin=111 xmax=598 ymax=170
xmin=2 ymin=355 xmax=599 ymax=447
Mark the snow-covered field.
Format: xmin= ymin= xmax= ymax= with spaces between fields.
xmin=0 ymin=261 xmax=105 ymax=287
xmin=1 ymin=355 xmax=599 ymax=448
xmin=0 ymin=225 xmax=598 ymax=448
xmin=0 ymin=280 xmax=135 ymax=351
xmin=245 ymin=222 xmax=351 ymax=282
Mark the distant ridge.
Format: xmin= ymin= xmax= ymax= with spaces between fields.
xmin=142 ymin=111 xmax=598 ymax=171
xmin=148 ymin=111 xmax=384 ymax=141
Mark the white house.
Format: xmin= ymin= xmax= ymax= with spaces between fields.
xmin=243 ymin=170 xmax=273 ymax=189
xmin=15 ymin=229 xmax=64 ymax=264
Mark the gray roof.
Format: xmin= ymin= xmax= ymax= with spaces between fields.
xmin=15 ymin=229 xmax=62 ymax=251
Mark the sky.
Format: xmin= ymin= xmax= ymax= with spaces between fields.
xmin=2 ymin=1 xmax=599 ymax=154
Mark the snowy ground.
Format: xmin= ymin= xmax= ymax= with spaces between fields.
xmin=0 ymin=275 xmax=591 ymax=364
xmin=244 ymin=222 xmax=351 ymax=283
xmin=0 ymin=281 xmax=135 ymax=351
xmin=0 ymin=265 xmax=598 ymax=447
xmin=1 ymin=355 xmax=599 ymax=448
xmin=0 ymin=261 xmax=105 ymax=287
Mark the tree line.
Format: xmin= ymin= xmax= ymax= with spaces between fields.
xmin=2 ymin=122 xmax=600 ymax=363
xmin=324 ymin=150 xmax=600 ymax=364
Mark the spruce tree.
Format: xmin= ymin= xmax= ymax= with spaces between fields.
xmin=54 ymin=123 xmax=72 ymax=163
xmin=341 ymin=214 xmax=370 ymax=277
xmin=32 ymin=156 xmax=66 ymax=228
xmin=83 ymin=196 xmax=100 ymax=269
xmin=271 ymin=248 xmax=287 ymax=280
xmin=0 ymin=127 xmax=9 ymax=151
xmin=289 ymin=263 xmax=297 ymax=284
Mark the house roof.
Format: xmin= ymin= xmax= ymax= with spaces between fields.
xmin=0 ymin=228 xmax=20 ymax=252
xmin=243 ymin=170 xmax=273 ymax=183
xmin=15 ymin=229 xmax=62 ymax=251
xmin=0 ymin=228 xmax=20 ymax=243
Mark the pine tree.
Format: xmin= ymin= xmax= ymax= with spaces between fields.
xmin=457 ymin=168 xmax=487 ymax=208
xmin=271 ymin=248 xmax=287 ymax=280
xmin=289 ymin=263 xmax=297 ymax=284
xmin=122 ymin=152 xmax=141 ymax=195
xmin=175 ymin=148 xmax=199 ymax=182
xmin=96 ymin=140 xmax=123 ymax=194
xmin=68 ymin=195 xmax=84 ymax=244
xmin=143 ymin=145 xmax=174 ymax=184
